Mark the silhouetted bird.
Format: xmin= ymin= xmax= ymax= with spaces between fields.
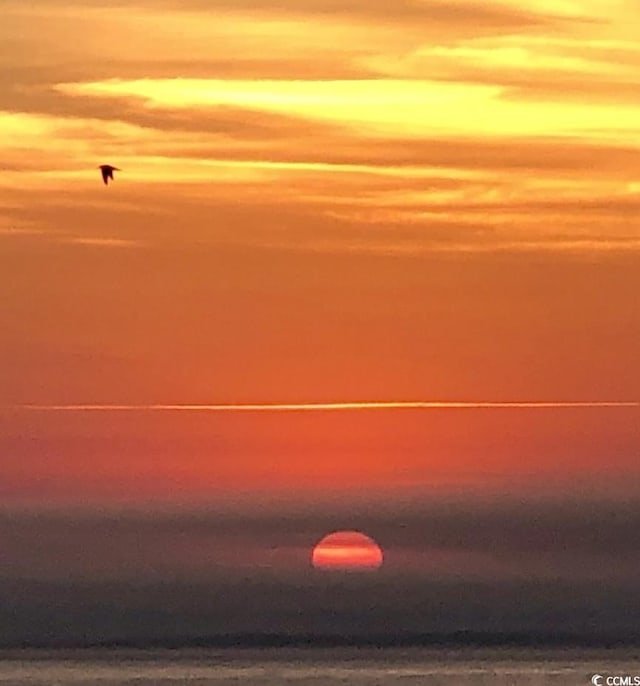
xmin=99 ymin=165 xmax=120 ymax=185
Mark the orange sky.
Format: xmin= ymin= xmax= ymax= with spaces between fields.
xmin=1 ymin=0 xmax=639 ymax=505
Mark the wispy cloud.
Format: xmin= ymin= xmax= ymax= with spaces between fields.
xmin=63 ymin=237 xmax=144 ymax=248
xmin=57 ymin=76 xmax=640 ymax=142
xmin=15 ymin=400 xmax=639 ymax=412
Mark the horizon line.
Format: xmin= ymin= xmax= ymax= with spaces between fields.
xmin=11 ymin=400 xmax=640 ymax=412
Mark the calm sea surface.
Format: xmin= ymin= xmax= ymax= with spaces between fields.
xmin=0 ymin=647 xmax=638 ymax=685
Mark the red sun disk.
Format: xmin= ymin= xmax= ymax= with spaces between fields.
xmin=311 ymin=530 xmax=384 ymax=570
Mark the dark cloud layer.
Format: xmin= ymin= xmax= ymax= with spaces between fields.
xmin=2 ymin=576 xmax=640 ymax=646
xmin=3 ymin=496 xmax=640 ymax=581
xmin=2 ymin=496 xmax=640 ymax=645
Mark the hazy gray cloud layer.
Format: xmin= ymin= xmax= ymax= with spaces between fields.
xmin=3 ymin=497 xmax=640 ymax=582
xmin=2 ymin=576 xmax=639 ymax=645
xmin=2 ymin=496 xmax=640 ymax=644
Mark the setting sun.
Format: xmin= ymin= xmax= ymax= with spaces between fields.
xmin=311 ymin=531 xmax=384 ymax=571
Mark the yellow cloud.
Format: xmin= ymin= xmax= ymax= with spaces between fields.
xmin=59 ymin=77 xmax=640 ymax=142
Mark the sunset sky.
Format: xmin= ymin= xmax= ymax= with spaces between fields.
xmin=1 ymin=0 xmax=640 ymax=642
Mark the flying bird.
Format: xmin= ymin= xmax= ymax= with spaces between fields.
xmin=99 ymin=165 xmax=120 ymax=185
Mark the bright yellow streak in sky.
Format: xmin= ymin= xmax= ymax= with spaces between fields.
xmin=59 ymin=78 xmax=640 ymax=141
xmin=17 ymin=401 xmax=639 ymax=412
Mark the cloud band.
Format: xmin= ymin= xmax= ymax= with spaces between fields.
xmin=13 ymin=401 xmax=639 ymax=412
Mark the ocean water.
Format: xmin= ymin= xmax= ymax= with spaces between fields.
xmin=0 ymin=647 xmax=638 ymax=685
